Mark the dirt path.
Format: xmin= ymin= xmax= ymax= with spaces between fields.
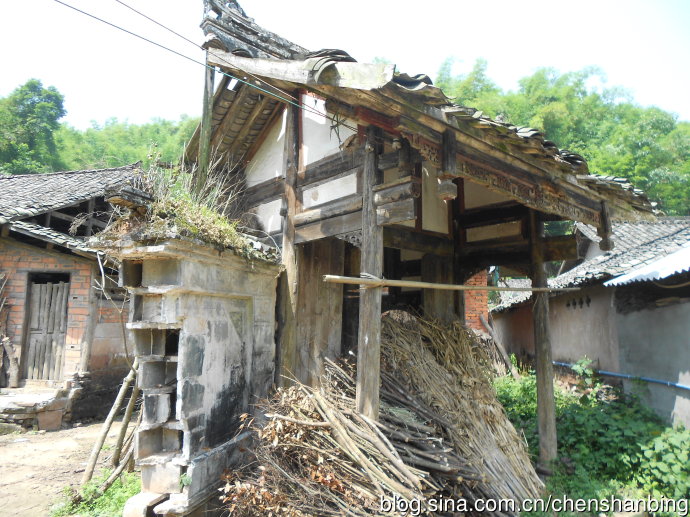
xmin=0 ymin=421 xmax=123 ymax=516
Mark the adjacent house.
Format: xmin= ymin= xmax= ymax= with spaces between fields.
xmin=0 ymin=165 xmax=138 ymax=428
xmin=492 ymin=218 xmax=690 ymax=426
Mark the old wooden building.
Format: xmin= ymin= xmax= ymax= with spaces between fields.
xmin=0 ymin=165 xmax=137 ymax=428
xmin=181 ymin=0 xmax=656 ymax=475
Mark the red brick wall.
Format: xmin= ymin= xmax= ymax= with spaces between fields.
xmin=464 ymin=270 xmax=488 ymax=331
xmin=0 ymin=238 xmax=95 ymax=381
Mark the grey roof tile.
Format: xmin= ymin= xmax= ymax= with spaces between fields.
xmin=0 ymin=164 xmax=139 ymax=222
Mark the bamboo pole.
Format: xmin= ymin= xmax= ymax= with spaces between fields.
xmin=81 ymin=359 xmax=138 ymax=485
xmin=111 ymin=382 xmax=140 ymax=467
xmin=323 ymin=275 xmax=578 ymax=293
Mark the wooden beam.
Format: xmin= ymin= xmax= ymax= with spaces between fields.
xmin=197 ymin=57 xmax=215 ymax=190
xmin=323 ymin=275 xmax=578 ymax=292
xmin=294 ymin=210 xmax=361 ymax=244
xmin=382 ymin=227 xmax=453 ymax=257
xmin=296 ymin=148 xmax=363 ymax=188
xmin=209 ymin=83 xmax=252 ymax=153
xmin=356 ymin=126 xmax=383 ymax=420
xmin=243 ymin=176 xmax=284 ymax=207
xmin=50 ymin=211 xmax=106 ymax=229
xmin=376 ymin=198 xmax=416 ymax=226
xmin=293 ymin=195 xmax=362 ymax=227
xmin=226 ymin=94 xmax=272 ymax=162
xmin=373 ymin=178 xmax=421 ymax=206
xmin=276 ymin=100 xmax=300 ymax=387
xmin=529 ymin=209 xmax=558 ymax=468
xmin=598 ymin=200 xmax=614 ymax=251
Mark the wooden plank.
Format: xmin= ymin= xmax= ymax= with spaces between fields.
xmin=294 ymin=194 xmax=362 ymax=227
xmin=356 ymin=126 xmax=383 ymax=420
xmin=43 ymin=283 xmax=60 ymax=379
xmin=373 ymin=179 xmax=420 ymax=206
xmin=297 ymin=148 xmax=364 ymax=188
xmin=226 ymin=94 xmax=272 ymax=160
xmin=294 ymin=210 xmax=361 ymax=244
xmin=197 ymin=59 xmax=215 ymax=188
xmin=210 ymin=83 xmax=253 ymax=153
xmin=29 ymin=283 xmax=40 ymax=329
xmin=243 ymin=176 xmax=285 ymax=207
xmin=382 ymin=227 xmax=453 ymax=257
xmin=597 ymin=200 xmax=614 ymax=251
xmin=51 ymin=282 xmax=68 ymax=379
xmin=421 ymin=254 xmax=456 ymax=323
xmin=376 ymin=198 xmax=416 ymax=226
xmin=441 ymin=129 xmax=457 ymax=178
xmin=529 ymin=209 xmax=558 ymax=468
xmin=276 ymin=100 xmax=300 ymax=387
xmin=295 ymin=239 xmax=345 ymax=387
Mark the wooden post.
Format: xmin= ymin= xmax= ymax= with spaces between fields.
xmin=356 ymin=126 xmax=382 ymax=420
xmin=276 ymin=101 xmax=300 ymax=386
xmin=196 ymin=56 xmax=215 ymax=191
xmin=529 ymin=209 xmax=558 ymax=468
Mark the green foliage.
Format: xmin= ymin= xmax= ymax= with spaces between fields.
xmin=632 ymin=426 xmax=690 ymax=499
xmin=50 ymin=470 xmax=140 ymax=517
xmin=55 ymin=116 xmax=198 ymax=170
xmin=0 ymin=79 xmax=197 ymax=175
xmin=495 ymin=367 xmax=690 ymax=515
xmin=436 ymin=60 xmax=690 ymax=214
xmin=0 ymin=79 xmax=66 ymax=174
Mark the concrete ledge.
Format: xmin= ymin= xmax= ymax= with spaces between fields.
xmin=123 ymin=492 xmax=168 ymax=517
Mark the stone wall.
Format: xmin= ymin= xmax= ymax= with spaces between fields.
xmin=117 ymin=238 xmax=279 ymax=516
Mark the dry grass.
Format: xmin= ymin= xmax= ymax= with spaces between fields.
xmin=221 ymin=313 xmax=543 ymax=516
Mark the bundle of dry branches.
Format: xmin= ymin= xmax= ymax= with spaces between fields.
xmin=222 ymin=312 xmax=541 ymax=516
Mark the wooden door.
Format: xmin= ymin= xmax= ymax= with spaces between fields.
xmin=23 ymin=281 xmax=70 ymax=380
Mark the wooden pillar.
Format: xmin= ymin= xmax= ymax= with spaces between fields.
xmin=276 ymin=102 xmax=300 ymax=386
xmin=196 ymin=56 xmax=215 ymax=191
xmin=529 ymin=209 xmax=558 ymax=467
xmin=356 ymin=126 xmax=382 ymax=419
xmin=421 ymin=254 xmax=455 ymax=323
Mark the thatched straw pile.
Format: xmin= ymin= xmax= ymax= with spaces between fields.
xmin=221 ymin=312 xmax=542 ymax=516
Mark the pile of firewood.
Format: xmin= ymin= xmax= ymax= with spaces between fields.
xmin=221 ymin=313 xmax=542 ymax=516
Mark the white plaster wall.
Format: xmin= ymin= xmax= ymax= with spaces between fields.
xmin=494 ymin=287 xmax=620 ymax=371
xmin=464 ymin=181 xmax=511 ymax=209
xmin=616 ymin=301 xmax=690 ymax=427
xmin=301 ymin=94 xmax=356 ymax=166
xmin=244 ymin=109 xmax=286 ymax=188
xmin=251 ymin=198 xmax=283 ymax=234
xmin=302 ymin=173 xmax=358 ymax=209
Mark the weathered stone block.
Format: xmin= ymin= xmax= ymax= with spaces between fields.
xmin=37 ymin=409 xmax=63 ymax=431
xmin=141 ymin=463 xmax=182 ymax=494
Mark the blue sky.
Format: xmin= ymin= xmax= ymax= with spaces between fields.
xmin=1 ymin=0 xmax=688 ymax=129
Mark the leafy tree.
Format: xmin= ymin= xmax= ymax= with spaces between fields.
xmin=55 ymin=116 xmax=198 ymax=170
xmin=436 ymin=60 xmax=690 ymax=214
xmin=0 ymin=79 xmax=66 ymax=174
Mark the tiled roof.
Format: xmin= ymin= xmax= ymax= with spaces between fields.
xmin=556 ymin=218 xmax=690 ymax=288
xmin=492 ymin=218 xmax=690 ymax=311
xmin=9 ymin=221 xmax=95 ymax=255
xmin=0 ymin=164 xmax=139 ymax=223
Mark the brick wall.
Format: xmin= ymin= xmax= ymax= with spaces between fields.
xmin=464 ymin=270 xmax=488 ymax=331
xmin=0 ymin=237 xmax=94 ymax=382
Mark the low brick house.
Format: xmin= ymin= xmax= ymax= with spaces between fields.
xmin=0 ymin=165 xmax=139 ymax=428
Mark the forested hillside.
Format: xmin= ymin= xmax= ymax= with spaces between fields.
xmin=437 ymin=60 xmax=690 ymax=215
xmin=1 ymin=67 xmax=688 ymax=214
